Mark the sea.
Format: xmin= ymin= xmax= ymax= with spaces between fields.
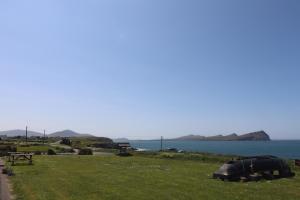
xmin=129 ymin=140 xmax=300 ymax=159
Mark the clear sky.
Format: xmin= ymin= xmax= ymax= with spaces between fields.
xmin=0 ymin=0 xmax=299 ymax=139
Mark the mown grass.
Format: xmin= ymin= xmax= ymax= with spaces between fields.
xmin=10 ymin=155 xmax=300 ymax=200
xmin=134 ymin=151 xmax=238 ymax=163
xmin=69 ymin=137 xmax=112 ymax=149
xmin=17 ymin=145 xmax=52 ymax=153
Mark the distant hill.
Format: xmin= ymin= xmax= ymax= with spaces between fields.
xmin=0 ymin=129 xmax=43 ymax=137
xmin=113 ymin=138 xmax=130 ymax=143
xmin=48 ymin=130 xmax=95 ymax=138
xmin=172 ymin=131 xmax=270 ymax=141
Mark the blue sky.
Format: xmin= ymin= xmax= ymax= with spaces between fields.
xmin=0 ymin=0 xmax=299 ymax=139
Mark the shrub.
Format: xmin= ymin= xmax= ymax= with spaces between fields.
xmin=60 ymin=138 xmax=72 ymax=146
xmin=47 ymin=149 xmax=56 ymax=155
xmin=72 ymin=141 xmax=82 ymax=149
xmin=69 ymin=148 xmax=75 ymax=153
xmin=0 ymin=145 xmax=17 ymax=157
xmin=117 ymin=152 xmax=132 ymax=157
xmin=2 ymin=167 xmax=14 ymax=176
xmin=65 ymin=148 xmax=75 ymax=153
xmin=78 ymin=148 xmax=93 ymax=155
xmin=19 ymin=144 xmax=30 ymax=147
xmin=55 ymin=147 xmax=75 ymax=153
xmin=34 ymin=151 xmax=42 ymax=155
xmin=160 ymin=153 xmax=175 ymax=159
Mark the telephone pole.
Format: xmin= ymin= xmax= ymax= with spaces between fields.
xmin=43 ymin=130 xmax=46 ymax=144
xmin=25 ymin=126 xmax=28 ymax=143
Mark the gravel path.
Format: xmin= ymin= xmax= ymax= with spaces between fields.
xmin=0 ymin=159 xmax=11 ymax=200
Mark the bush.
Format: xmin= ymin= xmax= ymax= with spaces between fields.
xmin=78 ymin=148 xmax=93 ymax=155
xmin=34 ymin=151 xmax=42 ymax=155
xmin=55 ymin=147 xmax=75 ymax=153
xmin=19 ymin=144 xmax=30 ymax=147
xmin=2 ymin=167 xmax=14 ymax=176
xmin=65 ymin=148 xmax=75 ymax=153
xmin=0 ymin=145 xmax=17 ymax=157
xmin=117 ymin=152 xmax=132 ymax=157
xmin=60 ymin=138 xmax=72 ymax=146
xmin=47 ymin=149 xmax=56 ymax=155
xmin=160 ymin=153 xmax=175 ymax=159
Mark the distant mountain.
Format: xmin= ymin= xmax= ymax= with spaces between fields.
xmin=113 ymin=138 xmax=130 ymax=143
xmin=172 ymin=131 xmax=270 ymax=141
xmin=48 ymin=130 xmax=94 ymax=138
xmin=0 ymin=129 xmax=43 ymax=137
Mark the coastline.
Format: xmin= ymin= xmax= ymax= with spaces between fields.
xmin=129 ymin=140 xmax=300 ymax=159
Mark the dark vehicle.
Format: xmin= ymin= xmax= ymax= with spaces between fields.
xmin=213 ymin=155 xmax=295 ymax=181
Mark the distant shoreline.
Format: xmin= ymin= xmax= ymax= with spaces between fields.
xmin=129 ymin=140 xmax=300 ymax=159
xmin=130 ymin=139 xmax=300 ymax=141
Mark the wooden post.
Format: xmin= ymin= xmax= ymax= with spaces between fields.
xmin=160 ymin=136 xmax=163 ymax=151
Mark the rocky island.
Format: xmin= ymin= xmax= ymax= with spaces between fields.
xmin=172 ymin=131 xmax=271 ymax=141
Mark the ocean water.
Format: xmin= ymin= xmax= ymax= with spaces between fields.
xmin=130 ymin=140 xmax=300 ymax=159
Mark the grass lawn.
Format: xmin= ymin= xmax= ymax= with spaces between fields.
xmin=10 ymin=155 xmax=300 ymax=200
xmin=17 ymin=145 xmax=52 ymax=153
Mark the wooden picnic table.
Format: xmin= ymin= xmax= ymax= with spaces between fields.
xmin=7 ymin=152 xmax=33 ymax=165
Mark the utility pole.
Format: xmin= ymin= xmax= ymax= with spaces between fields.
xmin=160 ymin=136 xmax=163 ymax=151
xmin=25 ymin=126 xmax=28 ymax=143
xmin=43 ymin=130 xmax=46 ymax=144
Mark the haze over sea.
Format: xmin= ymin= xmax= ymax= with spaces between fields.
xmin=130 ymin=140 xmax=300 ymax=159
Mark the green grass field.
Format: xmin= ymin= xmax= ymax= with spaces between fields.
xmin=10 ymin=155 xmax=300 ymax=200
xmin=17 ymin=145 xmax=52 ymax=153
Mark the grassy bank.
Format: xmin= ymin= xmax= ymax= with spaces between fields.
xmin=17 ymin=145 xmax=51 ymax=153
xmin=133 ymin=151 xmax=238 ymax=163
xmin=10 ymin=155 xmax=300 ymax=200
